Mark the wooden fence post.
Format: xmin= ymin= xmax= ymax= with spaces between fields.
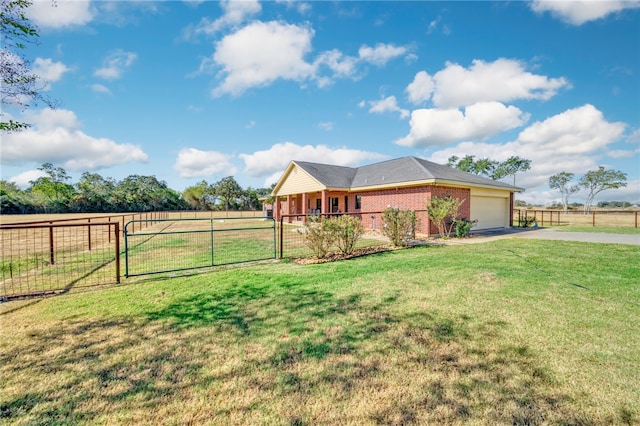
xmin=49 ymin=224 xmax=55 ymax=265
xmin=115 ymin=222 xmax=120 ymax=283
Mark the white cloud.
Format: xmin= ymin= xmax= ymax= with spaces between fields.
xmin=367 ymin=96 xmax=410 ymax=119
xmin=396 ymin=102 xmax=529 ymax=147
xmin=358 ymin=43 xmax=407 ymax=66
xmin=427 ymin=104 xmax=628 ymax=202
xmin=91 ymin=84 xmax=112 ymax=95
xmin=32 ymin=58 xmax=69 ymax=83
xmin=8 ymin=169 xmax=48 ymax=188
xmin=173 ymin=148 xmax=237 ymax=178
xmin=205 ymin=21 xmax=407 ymax=96
xmin=94 ymin=49 xmax=137 ymax=80
xmin=405 ymin=71 xmax=434 ymax=105
xmin=211 ymin=21 xmax=315 ymax=96
xmin=530 ymin=0 xmax=640 ymax=25
xmin=239 ymin=141 xmax=387 ymax=179
xmin=318 ymin=121 xmax=333 ymax=131
xmin=431 ymin=58 xmax=569 ymax=108
xmin=1 ymin=108 xmax=148 ymax=171
xmin=27 ymin=0 xmax=94 ymax=28
xmin=193 ymin=0 xmax=261 ymax=35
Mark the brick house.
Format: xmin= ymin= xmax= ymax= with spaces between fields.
xmin=271 ymin=156 xmax=523 ymax=235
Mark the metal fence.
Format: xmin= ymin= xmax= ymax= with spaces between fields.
xmin=514 ymin=209 xmax=639 ymax=228
xmin=124 ymin=217 xmax=276 ymax=277
xmin=0 ymin=222 xmax=120 ymax=300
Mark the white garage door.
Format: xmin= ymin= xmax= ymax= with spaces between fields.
xmin=470 ymin=196 xmax=509 ymax=230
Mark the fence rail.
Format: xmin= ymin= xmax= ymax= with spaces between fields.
xmin=1 ymin=222 xmax=120 ymax=300
xmin=514 ymin=209 xmax=639 ymax=228
xmin=124 ymin=217 xmax=276 ymax=277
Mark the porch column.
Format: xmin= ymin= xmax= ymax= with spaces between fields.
xmin=274 ymin=196 xmax=280 ymax=221
xmin=286 ymin=195 xmax=292 ymax=223
xmin=321 ymin=190 xmax=328 ymax=215
xmin=301 ymin=193 xmax=308 ymax=224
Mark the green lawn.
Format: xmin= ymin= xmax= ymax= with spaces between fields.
xmin=1 ymin=239 xmax=638 ymax=425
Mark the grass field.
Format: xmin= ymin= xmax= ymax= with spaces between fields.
xmin=1 ymin=239 xmax=639 ymax=425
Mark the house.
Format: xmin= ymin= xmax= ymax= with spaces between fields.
xmin=270 ymin=156 xmax=523 ymax=235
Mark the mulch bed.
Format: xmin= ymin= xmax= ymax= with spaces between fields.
xmin=292 ymin=244 xmax=404 ymax=265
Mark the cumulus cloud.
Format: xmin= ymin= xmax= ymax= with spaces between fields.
xmin=211 ymin=21 xmax=315 ymax=96
xmin=530 ymin=0 xmax=640 ymax=25
xmin=427 ymin=104 xmax=628 ymax=202
xmin=32 ymin=58 xmax=69 ymax=84
xmin=27 ymin=0 xmax=94 ymax=28
xmin=94 ymin=49 xmax=137 ymax=80
xmin=405 ymin=71 xmax=434 ymax=105
xmin=239 ymin=141 xmax=387 ymax=180
xmin=192 ymin=0 xmax=261 ymax=35
xmin=366 ymin=96 xmax=410 ymax=119
xmin=1 ymin=108 xmax=148 ymax=171
xmin=358 ymin=43 xmax=407 ymax=66
xmin=173 ymin=148 xmax=237 ymax=178
xmin=396 ymin=102 xmax=529 ymax=147
xmin=9 ymin=169 xmax=48 ymax=188
xmin=205 ymin=21 xmax=408 ymax=96
xmin=431 ymin=58 xmax=569 ymax=108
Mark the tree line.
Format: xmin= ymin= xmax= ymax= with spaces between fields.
xmin=0 ymin=163 xmax=272 ymax=214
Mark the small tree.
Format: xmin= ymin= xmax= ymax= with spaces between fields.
xmin=579 ymin=166 xmax=627 ymax=213
xmin=381 ymin=208 xmax=416 ymax=247
xmin=330 ymin=215 xmax=364 ymax=255
xmin=427 ymin=195 xmax=465 ymax=239
xmin=549 ymin=172 xmax=579 ymax=212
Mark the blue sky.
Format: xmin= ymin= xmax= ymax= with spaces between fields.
xmin=2 ymin=0 xmax=639 ymax=205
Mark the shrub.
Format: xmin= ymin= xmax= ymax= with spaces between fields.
xmin=382 ymin=208 xmax=416 ymax=247
xmin=518 ymin=216 xmax=537 ymax=228
xmin=453 ymin=217 xmax=477 ymax=238
xmin=427 ymin=195 xmax=465 ymax=239
xmin=301 ymin=216 xmax=335 ymax=258
xmin=330 ymin=215 xmax=364 ymax=255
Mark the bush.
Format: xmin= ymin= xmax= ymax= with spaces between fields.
xmin=427 ymin=195 xmax=465 ymax=239
xmin=301 ymin=216 xmax=335 ymax=258
xmin=329 ymin=215 xmax=365 ymax=255
xmin=453 ymin=217 xmax=477 ymax=238
xmin=382 ymin=208 xmax=416 ymax=247
xmin=518 ymin=216 xmax=537 ymax=228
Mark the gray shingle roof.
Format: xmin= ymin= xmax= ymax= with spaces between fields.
xmin=294 ymin=156 xmax=522 ymax=191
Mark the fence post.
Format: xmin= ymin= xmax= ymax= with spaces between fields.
xmin=592 ymin=211 xmax=596 ymax=227
xmin=115 ymin=222 xmax=120 ymax=283
xmin=49 ymin=224 xmax=55 ymax=265
xmin=87 ymin=218 xmax=92 ymax=251
xmin=279 ymin=216 xmax=284 ymax=259
xmin=636 ymin=211 xmax=638 ymax=229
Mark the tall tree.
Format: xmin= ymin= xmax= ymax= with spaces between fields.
xmin=579 ymin=166 xmax=627 ymax=213
xmin=73 ymin=172 xmax=116 ymax=212
xmin=28 ymin=163 xmax=75 ymax=212
xmin=182 ymin=180 xmax=210 ymax=210
xmin=549 ymin=172 xmax=579 ymax=212
xmin=212 ymin=176 xmax=243 ymax=212
xmin=492 ymin=156 xmax=531 ymax=186
xmin=447 ymin=155 xmax=498 ymax=178
xmin=1 ymin=0 xmax=56 ymax=132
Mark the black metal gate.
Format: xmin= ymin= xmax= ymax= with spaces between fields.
xmin=124 ymin=217 xmax=276 ymax=277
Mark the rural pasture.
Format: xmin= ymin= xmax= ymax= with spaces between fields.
xmin=1 ymin=238 xmax=638 ymax=425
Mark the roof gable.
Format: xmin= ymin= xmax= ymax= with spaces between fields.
xmin=273 ymin=156 xmax=522 ymax=195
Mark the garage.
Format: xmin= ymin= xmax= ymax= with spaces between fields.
xmin=471 ymin=193 xmax=510 ymax=230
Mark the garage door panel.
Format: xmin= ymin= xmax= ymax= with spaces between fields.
xmin=471 ymin=196 xmax=508 ymax=230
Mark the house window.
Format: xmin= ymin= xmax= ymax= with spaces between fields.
xmin=316 ymin=199 xmax=322 ymax=211
xmin=330 ymin=197 xmax=339 ymax=213
xmin=355 ymin=195 xmax=362 ymax=210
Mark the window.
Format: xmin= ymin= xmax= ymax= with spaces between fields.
xmin=355 ymin=195 xmax=362 ymax=210
xmin=330 ymin=197 xmax=339 ymax=213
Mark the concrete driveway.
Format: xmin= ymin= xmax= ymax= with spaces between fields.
xmin=467 ymin=227 xmax=640 ymax=246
